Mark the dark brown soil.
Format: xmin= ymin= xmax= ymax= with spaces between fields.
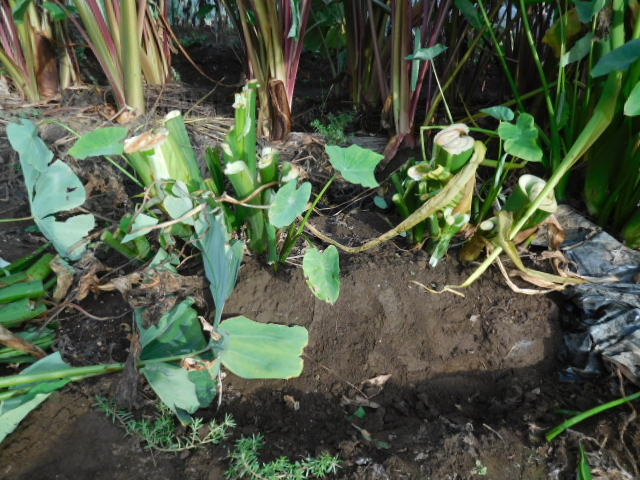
xmin=2 ymin=205 xmax=639 ymax=479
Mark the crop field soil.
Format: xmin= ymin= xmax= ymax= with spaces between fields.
xmin=0 ymin=166 xmax=637 ymax=478
xmin=1 ymin=3 xmax=640 ymax=479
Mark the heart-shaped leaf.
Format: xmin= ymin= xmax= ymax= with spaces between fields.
xmin=302 ymin=246 xmax=340 ymax=304
xmin=405 ymin=43 xmax=448 ymax=61
xmin=326 ymin=145 xmax=382 ymax=188
xmin=268 ymin=181 xmax=312 ymax=228
xmin=480 ymin=106 xmax=515 ymax=122
xmin=214 ymin=316 xmax=308 ymax=379
xmin=497 ymin=113 xmax=543 ymax=163
xmin=68 ymin=127 xmax=128 ymax=159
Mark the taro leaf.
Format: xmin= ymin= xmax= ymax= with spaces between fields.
xmin=68 ymin=127 xmax=127 ymax=159
xmin=121 ymin=213 xmax=158 ymax=243
xmin=194 ymin=212 xmax=244 ymax=326
xmin=591 ymin=39 xmax=640 ymax=77
xmin=497 ymin=113 xmax=543 ymax=163
xmin=7 ymin=120 xmax=95 ymax=261
xmin=137 ymin=298 xmax=207 ymax=361
xmin=455 ymin=0 xmax=482 ymax=29
xmin=560 ymin=32 xmax=594 ymax=67
xmin=214 ymin=316 xmax=308 ymax=379
xmin=326 ymin=144 xmax=382 ymax=188
xmin=268 ymin=181 xmax=312 ymax=228
xmin=574 ymin=0 xmax=605 ymax=23
xmin=405 ymin=43 xmax=447 ymax=61
xmin=480 ymin=105 xmax=515 ymax=121
xmin=302 ymin=246 xmax=340 ymax=304
xmin=624 ymin=80 xmax=640 ymax=116
xmin=141 ymin=362 xmax=216 ymax=424
xmin=0 ymin=352 xmax=71 ymax=443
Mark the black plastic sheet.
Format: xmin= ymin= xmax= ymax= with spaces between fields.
xmin=555 ymin=206 xmax=640 ymax=384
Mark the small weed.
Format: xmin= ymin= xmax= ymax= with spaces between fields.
xmin=472 ymin=459 xmax=488 ymax=476
xmin=311 ymin=112 xmax=354 ymax=145
xmin=226 ymin=434 xmax=340 ymax=480
xmin=95 ymin=395 xmax=235 ymax=452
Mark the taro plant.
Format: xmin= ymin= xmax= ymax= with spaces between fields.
xmin=0 ymin=116 xmax=314 ymax=443
xmin=388 ymin=124 xmax=476 ymax=266
xmin=228 ymin=0 xmax=312 ymax=140
xmin=61 ymin=0 xmax=172 ymax=118
xmin=474 ymin=0 xmax=640 ymax=248
xmin=0 ymin=0 xmax=80 ymax=101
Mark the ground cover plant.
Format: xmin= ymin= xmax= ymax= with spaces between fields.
xmin=0 ymin=0 xmax=639 ymax=478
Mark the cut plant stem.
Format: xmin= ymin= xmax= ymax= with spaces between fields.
xmin=0 ymin=281 xmax=46 ymax=304
xmin=0 ymin=299 xmax=47 ymax=328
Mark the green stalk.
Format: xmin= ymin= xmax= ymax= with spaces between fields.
xmin=163 ymin=111 xmax=203 ymax=191
xmin=518 ymin=0 xmax=562 ymax=189
xmin=510 ymin=0 xmax=624 ymax=239
xmin=121 ymin=0 xmax=145 ymax=115
xmin=0 ymin=348 xmax=211 ymax=390
xmin=546 ymin=391 xmax=640 ymax=442
xmin=224 ymin=161 xmax=265 ymax=253
xmin=0 ymin=253 xmax=53 ymax=288
xmin=477 ymin=0 xmax=524 ymax=111
xmin=0 ymin=281 xmax=45 ymax=304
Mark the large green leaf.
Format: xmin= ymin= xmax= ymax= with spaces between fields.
xmin=302 ymin=246 xmax=340 ymax=304
xmin=624 ymin=80 xmax=640 ymax=116
xmin=0 ymin=352 xmax=71 ymax=443
xmin=137 ymin=298 xmax=207 ymax=361
xmin=326 ymin=145 xmax=382 ymax=188
xmin=68 ymin=127 xmax=127 ymax=159
xmin=497 ymin=113 xmax=543 ymax=163
xmin=7 ymin=120 xmax=95 ymax=261
xmin=591 ymin=39 xmax=640 ymax=77
xmin=194 ymin=213 xmax=244 ymax=326
xmin=268 ymin=181 xmax=311 ymax=228
xmin=214 ymin=316 xmax=308 ymax=379
xmin=141 ymin=362 xmax=217 ymax=424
